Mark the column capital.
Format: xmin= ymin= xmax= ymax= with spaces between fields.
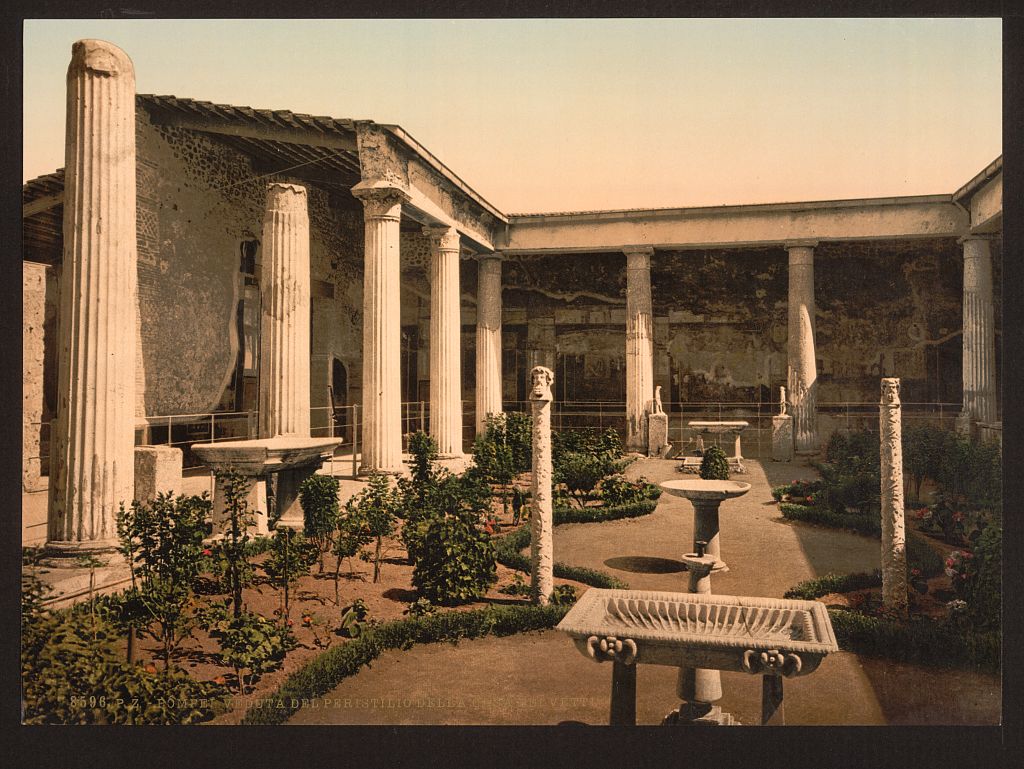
xmin=784 ymin=239 xmax=819 ymax=250
xmin=478 ymin=251 xmax=504 ymax=262
xmin=958 ymin=232 xmax=996 ymax=246
xmin=351 ymin=179 xmax=410 ymax=219
xmin=422 ymin=224 xmax=461 ymax=253
xmin=623 ymin=245 xmax=655 ymax=258
xmin=69 ymin=38 xmax=135 ymax=79
xmin=265 ymin=182 xmax=308 ymax=213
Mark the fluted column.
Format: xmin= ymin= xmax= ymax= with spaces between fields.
xmin=258 ymin=183 xmax=311 ymax=439
xmin=475 ymin=253 xmax=503 ymax=435
xmin=625 ymin=247 xmax=655 ymax=452
xmin=425 ymin=225 xmax=464 ymax=457
xmin=786 ymin=242 xmax=819 ymax=453
xmin=352 ymin=182 xmax=409 ymax=474
xmin=47 ymin=40 xmax=137 ymax=558
xmin=961 ymin=235 xmax=997 ymax=426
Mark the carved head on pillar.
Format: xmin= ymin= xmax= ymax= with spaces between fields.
xmin=880 ymin=378 xmax=901 ymax=407
xmin=529 ymin=366 xmax=554 ymax=403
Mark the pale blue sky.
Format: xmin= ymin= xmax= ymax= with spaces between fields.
xmin=23 ymin=18 xmax=1001 ymax=212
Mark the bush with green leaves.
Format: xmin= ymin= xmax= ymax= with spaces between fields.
xmin=599 ymin=474 xmax=661 ymax=507
xmin=263 ymin=529 xmax=318 ymax=622
xmin=347 ymin=473 xmax=401 ymax=583
xmin=479 ymin=412 xmax=533 ymax=473
xmin=963 ymin=523 xmax=1000 ymax=631
xmin=199 ymin=603 xmax=297 ymax=693
xmin=22 ymin=587 xmax=221 ymax=724
xmin=556 ymin=451 xmax=610 ymax=507
xmin=699 ymin=445 xmax=730 ymax=480
xmin=299 ymin=474 xmax=340 ymax=571
xmin=339 ymin=598 xmax=371 ymax=637
xmin=116 ymin=491 xmax=211 ymax=669
xmin=209 ymin=470 xmax=258 ymax=617
xmin=412 ymin=508 xmax=497 ymax=605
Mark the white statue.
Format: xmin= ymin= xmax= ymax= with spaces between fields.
xmin=778 ymin=386 xmax=787 ymax=417
xmin=652 ymin=385 xmax=665 ymax=415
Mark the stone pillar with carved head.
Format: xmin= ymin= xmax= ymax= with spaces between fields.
xmin=880 ymin=377 xmax=908 ymax=616
xmin=529 ymin=365 xmax=555 ymax=605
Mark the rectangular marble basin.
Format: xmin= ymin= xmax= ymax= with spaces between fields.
xmin=557 ymin=589 xmax=838 ymax=676
xmin=191 ymin=436 xmax=340 ymax=473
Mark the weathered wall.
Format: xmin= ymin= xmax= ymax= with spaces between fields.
xmin=135 ymin=110 xmax=365 ymax=421
xmin=23 ymin=261 xmax=59 ymax=490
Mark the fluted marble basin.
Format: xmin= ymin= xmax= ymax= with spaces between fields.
xmin=557 ymin=589 xmax=838 ymax=676
xmin=660 ymin=479 xmax=751 ymax=502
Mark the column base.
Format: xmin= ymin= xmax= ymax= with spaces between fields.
xmin=41 ymin=539 xmax=122 ymax=567
xmin=662 ymin=703 xmax=740 ymax=726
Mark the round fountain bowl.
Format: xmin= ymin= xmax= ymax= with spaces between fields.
xmin=659 ymin=479 xmax=752 ymax=502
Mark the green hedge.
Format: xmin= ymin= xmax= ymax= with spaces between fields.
xmin=241 ymin=603 xmax=571 ymax=725
xmin=552 ymin=499 xmax=658 ymax=524
xmin=780 ymin=502 xmax=881 ymax=537
xmin=784 ymin=571 xmax=883 ymax=600
xmin=827 ymin=608 xmax=1000 ymax=672
xmin=492 ymin=526 xmax=630 ymax=589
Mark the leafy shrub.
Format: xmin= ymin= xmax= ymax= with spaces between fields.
xmin=339 ymin=598 xmax=371 ymax=637
xmin=263 ymin=529 xmax=318 ymax=621
xmin=827 ymin=608 xmax=999 ymax=672
xmin=553 ymin=427 xmax=623 ymax=464
xmin=780 ymin=502 xmax=881 ymax=537
xmin=116 ymin=492 xmax=211 ymax=669
xmin=599 ymin=474 xmax=661 ymax=507
xmin=770 ymin=478 xmax=824 ymax=502
xmin=403 ymin=598 xmax=437 ymax=618
xmin=299 ymin=474 xmax=340 ymax=571
xmin=902 ymin=424 xmax=944 ymax=502
xmin=200 ymin=604 xmax=297 ymax=693
xmin=824 ymin=431 xmax=851 ymax=464
xmin=210 ymin=471 xmax=257 ymax=617
xmin=241 ymin=603 xmax=571 ymax=725
xmin=963 ymin=523 xmax=1001 ymax=631
xmin=699 ymin=445 xmax=730 ymax=480
xmin=412 ymin=510 xmax=497 ymax=605
xmin=347 ymin=473 xmax=400 ymax=583
xmin=556 ymin=451 xmax=610 ymax=507
xmin=550 ymin=584 xmax=578 ymax=606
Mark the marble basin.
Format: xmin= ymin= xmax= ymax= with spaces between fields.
xmin=557 ymin=589 xmax=838 ymax=676
xmin=191 ymin=436 xmax=341 ymax=473
xmin=660 ymin=479 xmax=751 ymax=502
xmin=687 ymin=420 xmax=749 ymax=435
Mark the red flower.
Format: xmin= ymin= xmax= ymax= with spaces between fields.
xmin=287 ymin=619 xmax=294 ymax=627
xmin=945 ymin=558 xmax=955 ymax=568
xmin=202 ymin=548 xmax=213 ymax=556
xmin=144 ymin=663 xmax=157 ymax=674
xmin=911 ymin=568 xmax=921 ymax=576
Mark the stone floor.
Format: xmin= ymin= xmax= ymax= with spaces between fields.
xmin=289 ymin=456 xmax=1002 ymax=726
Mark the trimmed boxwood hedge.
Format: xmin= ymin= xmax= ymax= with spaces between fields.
xmin=552 ymin=499 xmax=658 ymax=524
xmin=492 ymin=526 xmax=630 ymax=590
xmin=827 ymin=608 xmax=1000 ymax=672
xmin=784 ymin=571 xmax=883 ymax=600
xmin=780 ymin=502 xmax=881 ymax=537
xmin=241 ymin=603 xmax=571 ymax=725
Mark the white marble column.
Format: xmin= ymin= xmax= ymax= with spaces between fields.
xmin=475 ymin=253 xmax=504 ymax=435
xmin=879 ymin=378 xmax=908 ymax=616
xmin=786 ymin=242 xmax=819 ymax=453
xmin=961 ymin=235 xmax=997 ymax=426
xmin=46 ymin=40 xmax=137 ymax=558
xmin=352 ymin=182 xmax=409 ymax=474
xmin=530 ymin=366 xmax=555 ymax=605
xmin=625 ymin=247 xmax=655 ymax=452
xmin=258 ymin=183 xmax=311 ymax=439
xmin=425 ymin=225 xmax=464 ymax=457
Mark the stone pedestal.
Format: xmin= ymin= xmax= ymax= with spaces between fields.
xmin=961 ymin=235 xmax=997 ymax=426
xmin=258 ymin=183 xmax=311 ymax=440
xmin=47 ymin=40 xmax=138 ymax=560
xmin=787 ymin=243 xmax=818 ymax=453
xmin=647 ymin=412 xmax=670 ymax=457
xmin=425 ymin=226 xmax=463 ymax=457
xmin=352 ymin=182 xmax=409 ymax=474
xmin=625 ymin=247 xmax=655 ymax=452
xmin=771 ymin=416 xmax=794 ymax=461
xmin=475 ymin=254 xmax=504 ymax=435
xmin=211 ymin=474 xmax=270 ymax=537
xmin=879 ymin=378 xmax=908 ymax=616
xmin=529 ymin=366 xmax=555 ymax=605
xmin=133 ymin=446 xmax=183 ymax=503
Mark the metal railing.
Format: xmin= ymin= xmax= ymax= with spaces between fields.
xmin=24 ymin=399 xmax=966 ymax=477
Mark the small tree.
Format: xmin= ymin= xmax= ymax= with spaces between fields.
xmin=299 ymin=474 xmax=341 ymax=572
xmin=213 ymin=471 xmax=257 ymax=618
xmin=699 ymin=445 xmax=730 ymax=480
xmin=471 ymin=431 xmax=516 ymax=515
xmin=349 ymin=473 xmax=400 ymax=583
xmin=115 ymin=492 xmax=211 ymax=669
xmin=412 ymin=510 xmax=497 ymax=605
xmin=262 ymin=529 xmax=317 ymax=625
xmin=556 ymin=451 xmax=607 ymax=508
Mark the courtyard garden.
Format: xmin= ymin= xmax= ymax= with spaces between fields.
xmin=21 ymin=420 xmax=1000 ymax=726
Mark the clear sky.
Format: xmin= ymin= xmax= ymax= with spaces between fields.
xmin=23 ymin=18 xmax=1001 ymax=213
